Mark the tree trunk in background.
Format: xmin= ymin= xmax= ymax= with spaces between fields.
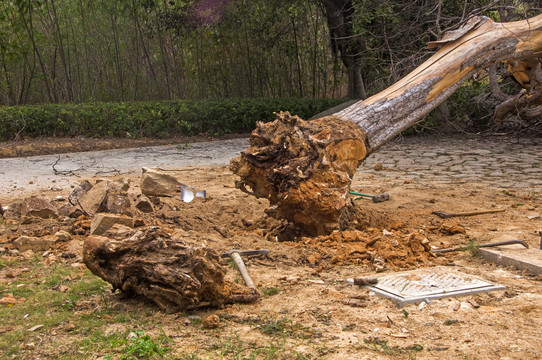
xmin=319 ymin=0 xmax=367 ymax=99
xmin=231 ymin=15 xmax=542 ymax=235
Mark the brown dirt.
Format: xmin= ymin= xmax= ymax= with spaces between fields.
xmin=1 ymin=139 xmax=542 ymax=359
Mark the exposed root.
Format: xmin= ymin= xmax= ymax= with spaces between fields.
xmin=83 ymin=227 xmax=259 ymax=313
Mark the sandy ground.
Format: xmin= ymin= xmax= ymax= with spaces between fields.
xmin=1 ymin=134 xmax=542 ymax=359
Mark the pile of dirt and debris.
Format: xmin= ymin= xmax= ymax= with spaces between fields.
xmin=0 ymin=166 xmax=457 ymax=312
xmin=297 ymin=229 xmax=440 ymax=270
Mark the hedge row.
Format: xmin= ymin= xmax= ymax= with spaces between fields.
xmin=0 ymin=98 xmax=345 ymax=141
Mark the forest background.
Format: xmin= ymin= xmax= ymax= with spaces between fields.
xmin=1 ymin=0 xmax=541 ymax=139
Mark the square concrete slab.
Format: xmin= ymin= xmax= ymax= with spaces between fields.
xmin=365 ymin=267 xmax=505 ymax=307
xmin=479 ymin=245 xmax=542 ymax=275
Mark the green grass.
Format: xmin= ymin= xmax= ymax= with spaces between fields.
xmin=108 ymin=331 xmax=170 ymax=359
xmin=361 ymin=336 xmax=424 ymax=357
xmin=207 ymin=334 xmax=317 ymax=360
xmin=0 ymin=260 xmax=151 ymax=358
xmin=261 ymin=287 xmax=280 ymax=296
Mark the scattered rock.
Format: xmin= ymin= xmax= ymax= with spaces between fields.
xmin=202 ymin=314 xmax=221 ymax=329
xmin=374 ymin=162 xmax=383 ymax=171
xmin=0 ymin=294 xmax=26 ymax=305
xmin=54 ymin=230 xmax=72 ymax=242
xmin=109 ymin=179 xmax=131 ymax=192
xmin=21 ymin=197 xmax=58 ymax=220
xmin=69 ymin=180 xmax=93 ymax=205
xmin=78 ymin=181 xmax=109 ymax=215
xmin=135 ymin=195 xmax=154 ymax=213
xmin=102 ymin=191 xmax=133 ymax=216
xmin=57 ymin=203 xmax=75 ymax=217
xmin=527 ymin=213 xmax=540 ymax=220
xmin=3 ymin=202 xmax=22 ymax=219
xmin=68 ymin=206 xmax=85 ymax=218
xmin=12 ymin=235 xmax=54 ymax=252
xmin=141 ymin=168 xmax=180 ymax=197
xmin=90 ymin=213 xmax=134 ymax=235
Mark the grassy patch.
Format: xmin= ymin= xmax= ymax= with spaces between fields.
xmin=0 ymin=259 xmax=160 ymax=358
xmin=261 ymin=287 xmax=280 ymax=296
xmin=107 ymin=331 xmax=170 ymax=359
xmin=361 ymin=336 xmax=423 ymax=357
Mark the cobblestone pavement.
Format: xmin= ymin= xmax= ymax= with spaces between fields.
xmin=358 ymin=135 xmax=542 ymax=190
xmin=1 ymin=135 xmax=541 ymax=199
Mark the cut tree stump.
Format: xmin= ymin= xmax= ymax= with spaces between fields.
xmin=231 ymin=15 xmax=542 ymax=234
xmin=83 ymin=227 xmax=259 ymax=312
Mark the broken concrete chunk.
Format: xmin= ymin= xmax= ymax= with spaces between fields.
xmin=140 ymin=168 xmax=179 ymax=197
xmin=69 ymin=180 xmax=93 ymax=206
xmin=21 ymin=197 xmax=58 ymax=220
xmin=78 ymin=181 xmax=109 ymax=215
xmin=135 ymin=195 xmax=154 ymax=213
xmin=57 ymin=203 xmax=74 ymax=217
xmin=108 ymin=179 xmax=131 ymax=192
xmin=12 ymin=235 xmax=54 ymax=252
xmin=102 ymin=191 xmax=133 ymax=217
xmin=3 ymin=201 xmax=22 ymax=219
xmin=90 ymin=213 xmax=134 ymax=235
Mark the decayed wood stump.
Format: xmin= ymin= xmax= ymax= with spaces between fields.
xmin=83 ymin=227 xmax=259 ymax=312
xmin=231 ymin=15 xmax=542 ymax=234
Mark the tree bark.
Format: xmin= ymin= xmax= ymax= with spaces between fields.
xmin=319 ymin=0 xmax=367 ymax=99
xmin=231 ymin=15 xmax=542 ymax=235
xmin=83 ymin=228 xmax=259 ymax=313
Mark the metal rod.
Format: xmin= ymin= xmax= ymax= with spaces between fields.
xmin=433 ymin=239 xmax=529 ymax=253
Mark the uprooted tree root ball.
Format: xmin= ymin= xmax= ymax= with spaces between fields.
xmin=83 ymin=227 xmax=259 ymax=313
xmin=230 ymin=111 xmax=366 ymax=235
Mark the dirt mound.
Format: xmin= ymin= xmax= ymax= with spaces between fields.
xmin=298 ymin=229 xmax=441 ymax=270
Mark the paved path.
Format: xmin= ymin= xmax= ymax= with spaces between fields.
xmin=0 ymin=138 xmax=249 ymax=199
xmin=359 ymin=135 xmax=542 ymax=190
xmin=1 ymin=135 xmax=541 ymax=199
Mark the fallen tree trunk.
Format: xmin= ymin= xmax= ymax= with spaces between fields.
xmin=231 ymin=15 xmax=542 ymax=234
xmin=83 ymin=228 xmax=259 ymax=312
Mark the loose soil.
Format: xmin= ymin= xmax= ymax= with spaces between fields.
xmin=1 ymin=138 xmax=541 ymax=359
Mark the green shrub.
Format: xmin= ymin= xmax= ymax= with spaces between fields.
xmin=0 ymin=98 xmax=345 ymax=141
